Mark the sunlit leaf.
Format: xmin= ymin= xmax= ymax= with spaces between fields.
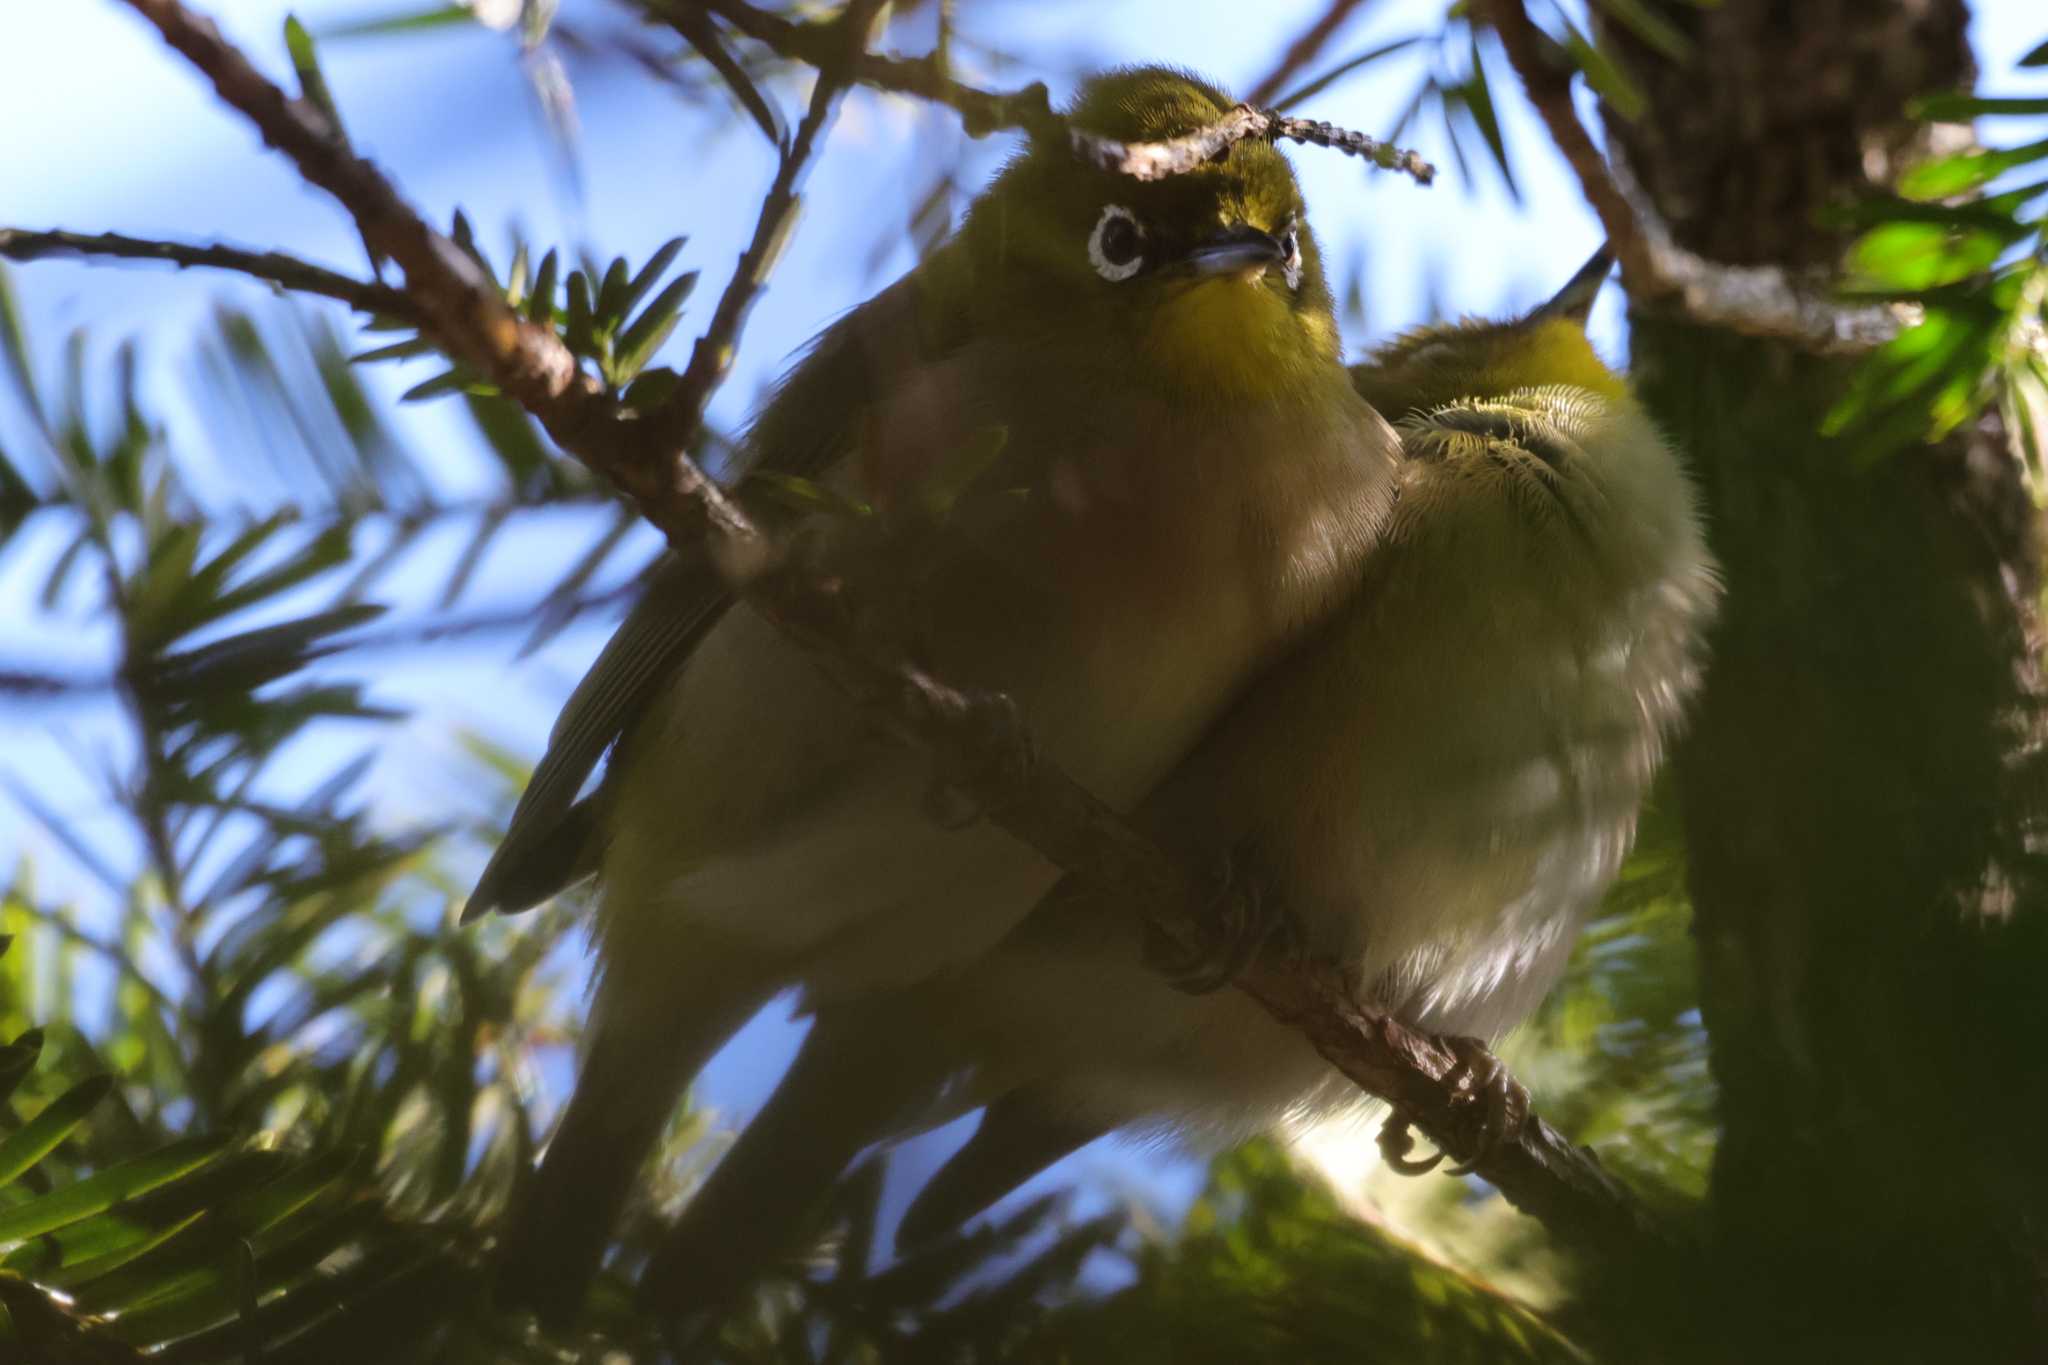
xmin=610 ymin=270 xmax=698 ymax=383
xmin=284 ymin=16 xmax=346 ymax=142
xmin=322 ymin=4 xmax=475 ymax=39
xmin=0 ymin=1136 xmax=229 ymax=1247
xmin=0 ymin=1076 xmax=113 ymax=1186
xmin=1899 ymin=137 xmax=2048 ymax=201
xmin=1910 ymin=93 xmax=2048 ymax=119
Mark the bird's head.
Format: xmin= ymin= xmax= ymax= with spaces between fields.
xmin=1350 ymin=247 xmax=1626 ymax=420
xmin=953 ymin=67 xmax=1341 ymax=405
xmin=1354 ymin=248 xmax=1711 ymax=601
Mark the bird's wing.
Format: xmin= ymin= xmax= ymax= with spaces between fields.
xmin=464 ymin=267 xmax=965 ymax=920
xmin=465 ymin=551 xmax=725 ymax=918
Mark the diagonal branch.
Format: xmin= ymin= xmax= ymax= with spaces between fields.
xmin=662 ymin=15 xmax=866 ymax=449
xmin=1248 ymin=0 xmax=1372 ymax=107
xmin=676 ymin=0 xmax=1436 ymax=182
xmin=1483 ymin=0 xmax=1895 ymax=352
xmin=120 ymin=0 xmax=596 ymax=422
xmin=1482 ymin=0 xmax=1647 ymax=284
xmin=0 ymin=229 xmax=413 ymax=317
xmin=99 ymin=0 xmax=1656 ymax=1270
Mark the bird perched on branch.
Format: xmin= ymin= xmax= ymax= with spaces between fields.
xmin=641 ymin=247 xmax=1720 ymax=1312
xmin=472 ymin=67 xmax=1402 ymax=1322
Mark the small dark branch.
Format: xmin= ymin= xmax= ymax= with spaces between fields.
xmin=1483 ymin=0 xmax=1894 ymax=352
xmin=0 ymin=228 xmax=413 ymax=318
xmin=0 ymin=667 xmax=113 ymax=697
xmin=657 ymin=1 xmax=881 ymax=448
xmin=120 ymin=0 xmax=596 ymax=424
xmin=688 ymin=0 xmax=1067 ymax=139
xmin=109 ymin=0 xmax=1648 ymax=1267
xmin=21 ymin=906 xmax=182 ymax=1025
xmin=1247 ymin=0 xmax=1370 ymax=107
xmin=686 ymin=0 xmax=1435 ymax=183
xmin=1482 ymin=0 xmax=1650 ymax=288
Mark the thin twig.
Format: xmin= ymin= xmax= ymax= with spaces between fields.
xmin=120 ymin=0 xmax=595 ymax=421
xmin=659 ymin=2 xmax=880 ymax=447
xmin=0 ymin=668 xmax=109 ymax=697
xmin=1248 ymin=0 xmax=1371 ymax=107
xmin=1071 ymin=104 xmax=1435 ymax=184
xmin=690 ymin=0 xmax=1067 ymax=139
xmin=0 ymin=229 xmax=413 ymax=318
xmin=1484 ymin=0 xmax=1895 ymax=352
xmin=664 ymin=5 xmax=785 ymax=146
xmin=97 ymin=0 xmax=1652 ymax=1266
xmin=1483 ymin=0 xmax=1648 ymax=286
xmin=684 ymin=0 xmax=1436 ymax=183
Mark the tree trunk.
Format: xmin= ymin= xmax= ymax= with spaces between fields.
xmin=1601 ymin=2 xmax=2048 ymax=1358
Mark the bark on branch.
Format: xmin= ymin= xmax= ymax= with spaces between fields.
xmin=1483 ymin=0 xmax=1897 ymax=354
xmin=0 ymin=228 xmax=414 ymax=318
xmin=681 ymin=0 xmax=1436 ymax=183
xmin=93 ymin=0 xmax=1659 ymax=1269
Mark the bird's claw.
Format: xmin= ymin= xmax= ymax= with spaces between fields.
xmin=1440 ymin=1034 xmax=1529 ymax=1175
xmin=1376 ymin=1109 xmax=1445 ymax=1176
xmin=1375 ymin=1035 xmax=1530 ymax=1178
xmin=1145 ymin=839 xmax=1300 ymax=995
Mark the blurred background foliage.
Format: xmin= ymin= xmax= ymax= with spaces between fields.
xmin=0 ymin=0 xmax=2043 ymax=1360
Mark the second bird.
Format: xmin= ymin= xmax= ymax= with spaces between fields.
xmin=641 ymin=248 xmax=1722 ymax=1314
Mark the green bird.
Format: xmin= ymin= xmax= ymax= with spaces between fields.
xmin=475 ymin=67 xmax=1402 ymax=1321
xmin=642 ymin=248 xmax=1720 ymax=1304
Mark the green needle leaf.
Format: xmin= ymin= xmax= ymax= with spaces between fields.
xmin=0 ymin=1076 xmax=112 ymax=1187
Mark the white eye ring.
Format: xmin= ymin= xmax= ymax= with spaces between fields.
xmin=1279 ymin=219 xmax=1304 ymax=290
xmin=1088 ymin=205 xmax=1145 ymax=282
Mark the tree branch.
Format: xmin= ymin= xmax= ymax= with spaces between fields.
xmin=119 ymin=0 xmax=595 ymax=423
xmin=1247 ymin=0 xmax=1371 ymax=107
xmin=0 ymin=229 xmax=413 ymax=318
xmin=1483 ymin=0 xmax=1895 ymax=353
xmin=679 ymin=0 xmax=1435 ymax=183
xmin=660 ymin=11 xmax=867 ymax=449
xmin=97 ymin=0 xmax=1653 ymax=1268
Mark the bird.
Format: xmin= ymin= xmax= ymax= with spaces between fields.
xmin=474 ymin=66 xmax=1404 ymax=1324
xmin=637 ymin=245 xmax=1720 ymax=1314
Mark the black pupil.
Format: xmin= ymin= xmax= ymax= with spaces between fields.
xmin=1099 ymin=216 xmax=1140 ymax=265
xmin=1281 ymin=229 xmax=1299 ymax=259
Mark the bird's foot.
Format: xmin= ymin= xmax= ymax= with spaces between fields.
xmin=1439 ymin=1034 xmax=1530 ymax=1174
xmin=919 ymin=686 xmax=1035 ymax=831
xmin=1145 ymin=838 xmax=1300 ymax=995
xmin=1376 ymin=1034 xmax=1531 ymax=1178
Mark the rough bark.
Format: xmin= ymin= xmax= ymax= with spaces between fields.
xmin=1603 ymin=2 xmax=2048 ymax=1357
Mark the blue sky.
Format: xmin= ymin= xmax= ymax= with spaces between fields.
xmin=4 ymin=0 xmax=2044 ymax=1254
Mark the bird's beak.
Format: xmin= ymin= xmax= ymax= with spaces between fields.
xmin=1177 ymin=225 xmax=1287 ymax=279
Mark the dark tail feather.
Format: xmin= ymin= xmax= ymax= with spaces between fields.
xmin=495 ymin=978 xmax=761 ymax=1327
xmin=635 ymin=1000 xmax=958 ymax=1323
xmin=895 ymin=1088 xmax=1110 ymax=1250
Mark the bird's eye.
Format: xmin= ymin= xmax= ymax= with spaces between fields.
xmin=1088 ymin=205 xmax=1145 ymax=282
xmin=1279 ymin=216 xmax=1303 ymax=290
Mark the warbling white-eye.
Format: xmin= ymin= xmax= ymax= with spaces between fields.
xmin=643 ymin=249 xmax=1719 ymax=1307
xmin=473 ymin=67 xmax=1403 ymax=1321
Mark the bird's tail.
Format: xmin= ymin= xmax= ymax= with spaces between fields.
xmin=636 ymin=997 xmax=961 ymax=1324
xmin=495 ymin=961 xmax=766 ymax=1327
